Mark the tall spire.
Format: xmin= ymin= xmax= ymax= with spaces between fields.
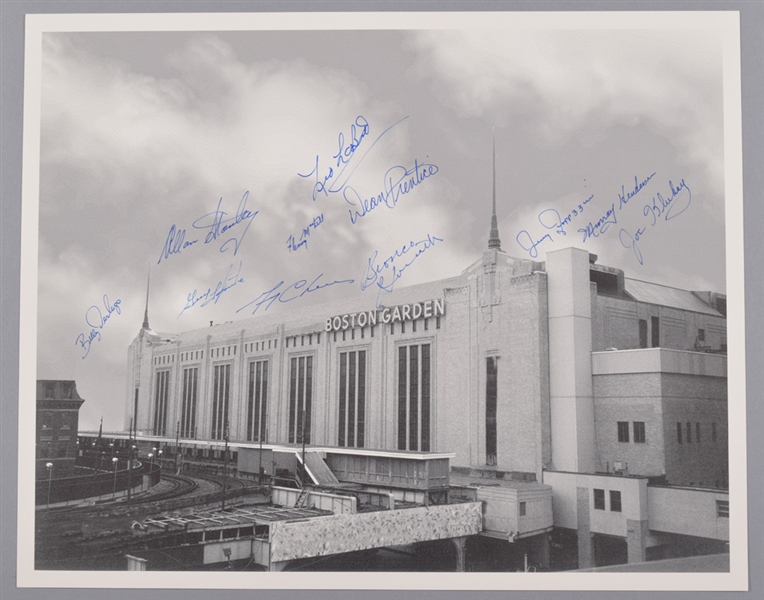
xmin=488 ymin=130 xmax=502 ymax=250
xmin=142 ymin=269 xmax=150 ymax=329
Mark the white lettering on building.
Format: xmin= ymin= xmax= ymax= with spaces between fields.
xmin=324 ymin=300 xmax=445 ymax=332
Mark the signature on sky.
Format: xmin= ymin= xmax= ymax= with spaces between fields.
xmin=619 ymin=178 xmax=692 ymax=265
xmin=236 ymin=274 xmax=355 ymax=316
xmin=298 ymin=115 xmax=409 ymax=202
xmin=158 ymin=191 xmax=259 ymax=264
xmin=345 ymin=159 xmax=439 ymax=225
xmin=178 ymin=261 xmax=245 ymax=318
xmin=514 ymin=172 xmax=659 ymax=260
xmin=75 ymin=295 xmax=122 ymax=359
xmin=360 ymin=233 xmax=444 ymax=304
xmin=287 ymin=213 xmax=325 ymax=253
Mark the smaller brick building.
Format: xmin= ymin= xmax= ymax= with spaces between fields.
xmin=36 ymin=380 xmax=84 ymax=479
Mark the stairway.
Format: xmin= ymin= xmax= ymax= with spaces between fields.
xmin=303 ymin=452 xmax=340 ymax=486
xmin=294 ymin=488 xmax=309 ymax=508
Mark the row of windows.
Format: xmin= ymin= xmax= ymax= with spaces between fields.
xmin=285 ymin=334 xmax=318 ymax=348
xmin=676 ymin=421 xmax=718 ymax=444
xmin=41 ymin=381 xmax=76 ymax=399
xmin=244 ymin=340 xmax=277 ymax=353
xmin=160 ymin=320 xmax=442 ymax=366
xmin=593 ymin=488 xmax=622 ymax=512
xmin=152 ymin=346 xmax=432 ymax=450
xmin=617 ymin=421 xmax=646 ymax=443
xmin=617 ymin=421 xmax=720 ymax=445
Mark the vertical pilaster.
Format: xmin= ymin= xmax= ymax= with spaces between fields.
xmin=627 ymin=519 xmax=648 ymax=564
xmin=547 ymin=247 xmax=596 ymax=473
xmin=576 ymin=486 xmax=595 ymax=569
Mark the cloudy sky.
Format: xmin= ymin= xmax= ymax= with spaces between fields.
xmin=33 ymin=19 xmax=729 ymax=431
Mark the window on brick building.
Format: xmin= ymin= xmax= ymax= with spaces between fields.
xmin=639 ymin=319 xmax=648 ymax=349
xmin=593 ymin=489 xmax=605 ymax=510
xmin=633 ymin=421 xmax=646 ymax=443
xmin=651 ymin=316 xmax=660 ymax=347
xmin=610 ymin=490 xmax=622 ymax=512
xmin=617 ymin=421 xmax=630 ymax=442
xmin=519 ymin=502 xmax=526 ymax=517
xmin=677 ymin=422 xmax=683 ymax=444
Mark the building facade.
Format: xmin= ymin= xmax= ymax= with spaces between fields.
xmin=125 ymin=243 xmax=727 ymax=490
xmin=37 ymin=379 xmax=84 ymax=479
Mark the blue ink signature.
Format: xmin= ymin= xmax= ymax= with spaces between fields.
xmin=578 ymin=203 xmax=618 ymax=243
xmin=619 ymin=178 xmax=691 ymax=265
xmin=345 ymin=159 xmax=439 ymax=225
xmin=619 ymin=227 xmax=647 ymax=265
xmin=516 ymin=230 xmax=553 ymax=259
xmin=618 ymin=172 xmax=656 ymax=209
xmin=158 ymin=191 xmax=259 ymax=264
xmin=516 ymin=172 xmax=657 ymax=257
xmin=298 ymin=115 xmax=409 ymax=201
xmin=287 ymin=213 xmax=325 ymax=253
xmin=178 ymin=261 xmax=245 ymax=318
xmin=360 ymin=234 xmax=444 ymax=303
xmin=236 ymin=274 xmax=355 ymax=316
xmin=538 ymin=194 xmax=595 ymax=236
xmin=75 ymin=295 xmax=122 ymax=359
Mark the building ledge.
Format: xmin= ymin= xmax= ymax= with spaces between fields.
xmin=592 ymin=348 xmax=727 ymax=377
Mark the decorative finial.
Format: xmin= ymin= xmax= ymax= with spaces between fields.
xmin=142 ymin=269 xmax=150 ymax=329
xmin=488 ymin=130 xmax=502 ymax=250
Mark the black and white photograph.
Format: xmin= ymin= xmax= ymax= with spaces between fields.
xmin=16 ymin=9 xmax=747 ymax=590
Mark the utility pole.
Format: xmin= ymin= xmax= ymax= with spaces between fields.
xmin=175 ymin=420 xmax=180 ymax=473
xmin=222 ymin=420 xmax=229 ymax=512
xmin=300 ymin=405 xmax=307 ymax=488
xmin=126 ymin=417 xmax=133 ymax=505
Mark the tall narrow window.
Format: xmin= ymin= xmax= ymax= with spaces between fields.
xmin=486 ymin=357 xmax=498 ymax=465
xmin=593 ymin=489 xmax=605 ymax=510
xmin=338 ymin=350 xmax=366 ymax=448
xmin=610 ymin=490 xmax=622 ymax=512
xmin=651 ymin=316 xmax=660 ymax=347
xmin=633 ymin=421 xmax=646 ymax=443
xmin=397 ymin=343 xmax=431 ymax=451
xmin=677 ymin=422 xmax=683 ymax=444
xmin=211 ymin=364 xmax=230 ymax=440
xmin=180 ymin=367 xmax=198 ymax=438
xmin=153 ymin=370 xmax=169 ymax=436
xmin=638 ymin=319 xmax=648 ymax=349
xmin=288 ymin=356 xmax=313 ymax=444
xmin=247 ymin=360 xmax=268 ymax=442
xmin=617 ymin=421 xmax=630 ymax=442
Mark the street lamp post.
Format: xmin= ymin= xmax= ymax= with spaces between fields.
xmin=112 ymin=456 xmax=119 ymax=499
xmin=45 ymin=462 xmax=53 ymax=507
xmin=148 ymin=453 xmax=154 ymax=470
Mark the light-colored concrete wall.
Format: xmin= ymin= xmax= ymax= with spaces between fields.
xmin=543 ymin=470 xmax=648 ymax=537
xmin=592 ymin=295 xmax=727 ymax=353
xmin=547 ymin=247 xmax=595 ymax=473
xmin=647 ymin=486 xmax=729 ymax=541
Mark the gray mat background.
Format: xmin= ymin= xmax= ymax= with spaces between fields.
xmin=1 ymin=1 xmax=761 ymax=599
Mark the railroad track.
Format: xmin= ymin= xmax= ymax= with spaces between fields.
xmin=129 ymin=473 xmax=198 ymax=504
